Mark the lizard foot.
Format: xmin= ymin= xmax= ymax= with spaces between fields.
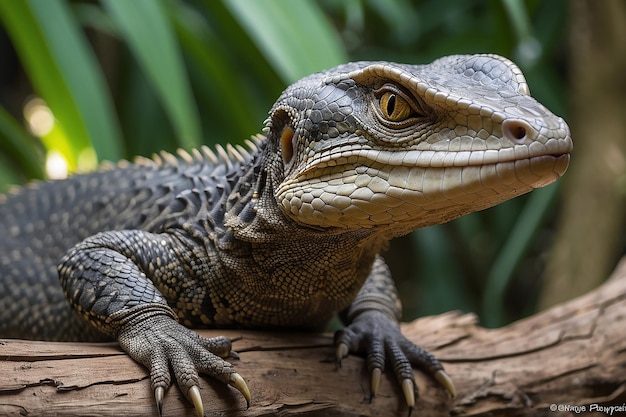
xmin=334 ymin=311 xmax=455 ymax=414
xmin=116 ymin=313 xmax=251 ymax=416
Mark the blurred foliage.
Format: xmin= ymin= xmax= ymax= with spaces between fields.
xmin=0 ymin=0 xmax=568 ymax=327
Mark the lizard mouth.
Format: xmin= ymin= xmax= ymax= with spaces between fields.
xmin=294 ymin=134 xmax=572 ymax=184
xmin=360 ymin=136 xmax=570 ymax=169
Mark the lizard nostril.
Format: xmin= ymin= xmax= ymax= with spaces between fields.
xmin=503 ymin=119 xmax=533 ymax=144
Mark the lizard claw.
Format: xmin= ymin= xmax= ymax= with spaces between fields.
xmin=188 ymin=385 xmax=204 ymax=417
xmin=370 ymin=367 xmax=382 ymax=400
xmin=183 ymin=372 xmax=251 ymax=412
xmin=229 ymin=372 xmax=251 ymax=409
xmin=401 ymin=379 xmax=415 ymax=415
xmin=153 ymin=372 xmax=249 ymax=417
xmin=154 ymin=386 xmax=165 ymax=416
xmin=336 ymin=342 xmax=349 ymax=367
xmin=434 ymin=369 xmax=457 ymax=397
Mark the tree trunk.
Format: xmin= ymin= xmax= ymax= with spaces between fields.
xmin=540 ymin=0 xmax=626 ymax=308
xmin=2 ymin=258 xmax=626 ymax=417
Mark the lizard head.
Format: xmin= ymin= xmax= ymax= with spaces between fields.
xmin=265 ymin=54 xmax=572 ymax=235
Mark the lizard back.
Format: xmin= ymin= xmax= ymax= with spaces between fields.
xmin=0 ymin=142 xmax=261 ymax=340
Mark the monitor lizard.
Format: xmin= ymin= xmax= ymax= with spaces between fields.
xmin=0 ymin=54 xmax=572 ymax=416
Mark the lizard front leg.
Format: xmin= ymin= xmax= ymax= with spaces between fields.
xmin=58 ymin=229 xmax=250 ymax=416
xmin=335 ymin=255 xmax=456 ymax=413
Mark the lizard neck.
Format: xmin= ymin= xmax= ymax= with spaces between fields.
xmin=201 ymin=139 xmax=386 ymax=328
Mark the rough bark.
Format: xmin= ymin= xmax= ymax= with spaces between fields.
xmin=2 ymin=258 xmax=626 ymax=417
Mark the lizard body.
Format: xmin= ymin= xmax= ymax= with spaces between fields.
xmin=0 ymin=55 xmax=571 ymax=415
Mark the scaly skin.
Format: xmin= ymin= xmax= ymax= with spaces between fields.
xmin=0 ymin=54 xmax=571 ymax=415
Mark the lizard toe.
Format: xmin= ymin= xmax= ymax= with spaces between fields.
xmin=117 ymin=313 xmax=250 ymax=414
xmin=188 ymin=343 xmax=251 ymax=407
xmin=198 ymin=334 xmax=233 ymax=358
xmin=385 ymin=337 xmax=418 ymax=408
xmin=400 ymin=337 xmax=457 ymax=397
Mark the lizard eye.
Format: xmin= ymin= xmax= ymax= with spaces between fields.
xmin=373 ymin=84 xmax=427 ymax=127
xmin=379 ymin=92 xmax=412 ymax=122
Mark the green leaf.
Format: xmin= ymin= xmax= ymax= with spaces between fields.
xmin=501 ymin=0 xmax=532 ymax=40
xmin=223 ymin=0 xmax=348 ymax=83
xmin=169 ymin=2 xmax=263 ymax=143
xmin=103 ymin=0 xmax=202 ymax=149
xmin=0 ymin=0 xmax=123 ymax=165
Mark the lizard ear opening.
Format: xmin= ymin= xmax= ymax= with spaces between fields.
xmin=270 ymin=106 xmax=297 ymax=167
xmin=280 ymin=126 xmax=295 ymax=165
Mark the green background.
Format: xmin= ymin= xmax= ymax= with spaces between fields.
xmin=0 ymin=0 xmax=569 ymax=327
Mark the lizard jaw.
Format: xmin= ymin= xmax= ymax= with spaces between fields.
xmin=275 ymin=147 xmax=570 ymax=232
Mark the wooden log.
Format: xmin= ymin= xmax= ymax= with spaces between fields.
xmin=2 ymin=258 xmax=626 ymax=417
